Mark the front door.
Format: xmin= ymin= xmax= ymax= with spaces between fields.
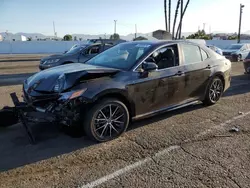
xmin=129 ymin=44 xmax=186 ymax=116
xmin=78 ymin=45 xmax=102 ymax=63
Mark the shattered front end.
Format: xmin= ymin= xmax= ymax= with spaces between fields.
xmin=0 ymin=86 xmax=89 ymax=144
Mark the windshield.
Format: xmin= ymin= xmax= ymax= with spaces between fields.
xmin=85 ymin=42 xmax=152 ymax=70
xmin=66 ymin=45 xmax=87 ymax=54
xmin=226 ymin=44 xmax=243 ymax=50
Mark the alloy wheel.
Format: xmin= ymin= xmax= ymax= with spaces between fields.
xmin=209 ymin=79 xmax=223 ymax=103
xmin=93 ymin=103 xmax=126 ymax=140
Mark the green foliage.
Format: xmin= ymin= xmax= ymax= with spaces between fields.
xmin=228 ymin=35 xmax=238 ymax=40
xmin=110 ymin=33 xmax=120 ymax=40
xmin=133 ymin=36 xmax=148 ymax=41
xmin=63 ymin=34 xmax=73 ymax=41
xmin=186 ymin=30 xmax=212 ymax=40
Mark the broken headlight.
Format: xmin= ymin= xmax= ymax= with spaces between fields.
xmin=59 ymin=88 xmax=87 ymax=101
xmin=54 ymin=74 xmax=65 ymax=92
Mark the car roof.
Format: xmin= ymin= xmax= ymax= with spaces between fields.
xmin=121 ymin=40 xmax=204 ymax=48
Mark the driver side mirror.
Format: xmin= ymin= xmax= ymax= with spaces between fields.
xmin=142 ymin=61 xmax=158 ymax=71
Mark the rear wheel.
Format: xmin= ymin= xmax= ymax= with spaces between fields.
xmin=203 ymin=77 xmax=224 ymax=106
xmin=83 ymin=98 xmax=129 ymax=142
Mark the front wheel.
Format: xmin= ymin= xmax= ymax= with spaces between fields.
xmin=83 ymin=98 xmax=130 ymax=142
xmin=203 ymin=77 xmax=224 ymax=106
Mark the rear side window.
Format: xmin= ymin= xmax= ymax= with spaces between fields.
xmin=182 ymin=44 xmax=202 ymax=64
xmin=246 ymin=52 xmax=250 ymax=59
xmin=200 ymin=48 xmax=209 ymax=60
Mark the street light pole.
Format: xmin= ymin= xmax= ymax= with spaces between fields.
xmin=114 ymin=20 xmax=117 ymax=34
xmin=135 ymin=24 xmax=137 ymax=39
xmin=238 ymin=4 xmax=244 ymax=43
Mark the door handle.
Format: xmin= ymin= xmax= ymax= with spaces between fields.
xmin=206 ymin=65 xmax=211 ymax=69
xmin=175 ymin=71 xmax=184 ymax=76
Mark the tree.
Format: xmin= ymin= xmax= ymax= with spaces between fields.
xmin=172 ymin=0 xmax=181 ymax=39
xmin=186 ymin=30 xmax=212 ymax=40
xmin=175 ymin=0 xmax=190 ymax=39
xmin=74 ymin=36 xmax=77 ymax=41
xmin=63 ymin=34 xmax=72 ymax=41
xmin=79 ymin=38 xmax=82 ymax=41
xmin=133 ymin=36 xmax=148 ymax=41
xmin=164 ymin=0 xmax=168 ymax=31
xmin=110 ymin=33 xmax=120 ymax=40
xmin=168 ymin=0 xmax=171 ymax=32
xmin=228 ymin=35 xmax=237 ymax=40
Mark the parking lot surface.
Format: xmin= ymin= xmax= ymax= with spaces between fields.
xmin=0 ymin=62 xmax=250 ymax=188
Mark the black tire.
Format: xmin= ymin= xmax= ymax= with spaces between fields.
xmin=238 ymin=54 xmax=242 ymax=62
xmin=203 ymin=77 xmax=224 ymax=106
xmin=83 ymin=98 xmax=129 ymax=142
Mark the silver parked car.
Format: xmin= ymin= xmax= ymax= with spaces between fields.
xmin=222 ymin=43 xmax=250 ymax=62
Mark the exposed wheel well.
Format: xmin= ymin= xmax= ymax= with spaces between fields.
xmin=215 ymin=74 xmax=225 ymax=89
xmin=63 ymin=61 xmax=74 ymax=64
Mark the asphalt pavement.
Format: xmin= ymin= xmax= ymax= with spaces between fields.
xmin=0 ymin=61 xmax=250 ymax=188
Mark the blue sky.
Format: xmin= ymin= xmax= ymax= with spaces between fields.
xmin=1 ymin=0 xmax=250 ymax=37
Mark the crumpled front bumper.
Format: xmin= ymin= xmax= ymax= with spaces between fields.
xmin=0 ymin=92 xmax=80 ymax=144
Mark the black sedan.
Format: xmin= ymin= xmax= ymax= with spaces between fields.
xmin=244 ymin=52 xmax=250 ymax=74
xmin=1 ymin=41 xmax=231 ymax=143
xmin=39 ymin=43 xmax=114 ymax=70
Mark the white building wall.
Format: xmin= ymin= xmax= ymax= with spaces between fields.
xmin=0 ymin=40 xmax=249 ymax=54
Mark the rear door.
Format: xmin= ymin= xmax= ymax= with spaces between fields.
xmin=180 ymin=43 xmax=212 ymax=101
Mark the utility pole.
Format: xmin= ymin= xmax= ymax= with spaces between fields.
xmin=238 ymin=4 xmax=245 ymax=43
xmin=114 ymin=20 xmax=117 ymax=34
xmin=135 ymin=24 xmax=137 ymax=39
xmin=203 ymin=23 xmax=206 ymax=32
xmin=53 ymin=21 xmax=57 ymax=38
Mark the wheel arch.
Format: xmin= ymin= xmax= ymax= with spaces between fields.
xmin=63 ymin=61 xmax=74 ymax=64
xmin=202 ymin=72 xmax=226 ymax=100
xmin=91 ymin=90 xmax=136 ymax=119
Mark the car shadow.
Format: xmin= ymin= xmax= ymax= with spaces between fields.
xmin=129 ymin=103 xmax=204 ymax=132
xmin=0 ymin=122 xmax=95 ymax=172
xmin=0 ymin=103 xmax=204 ymax=172
xmin=224 ymin=74 xmax=250 ymax=97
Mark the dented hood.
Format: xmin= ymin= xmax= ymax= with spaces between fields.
xmin=24 ymin=63 xmax=120 ymax=93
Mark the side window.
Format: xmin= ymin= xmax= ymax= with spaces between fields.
xmin=182 ymin=44 xmax=202 ymax=65
xmin=104 ymin=44 xmax=113 ymax=50
xmin=200 ymin=48 xmax=209 ymax=61
xmin=148 ymin=44 xmax=179 ymax=70
xmin=241 ymin=45 xmax=246 ymax=51
xmin=85 ymin=45 xmax=101 ymax=55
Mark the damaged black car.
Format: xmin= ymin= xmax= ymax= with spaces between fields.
xmin=0 ymin=41 xmax=231 ymax=143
